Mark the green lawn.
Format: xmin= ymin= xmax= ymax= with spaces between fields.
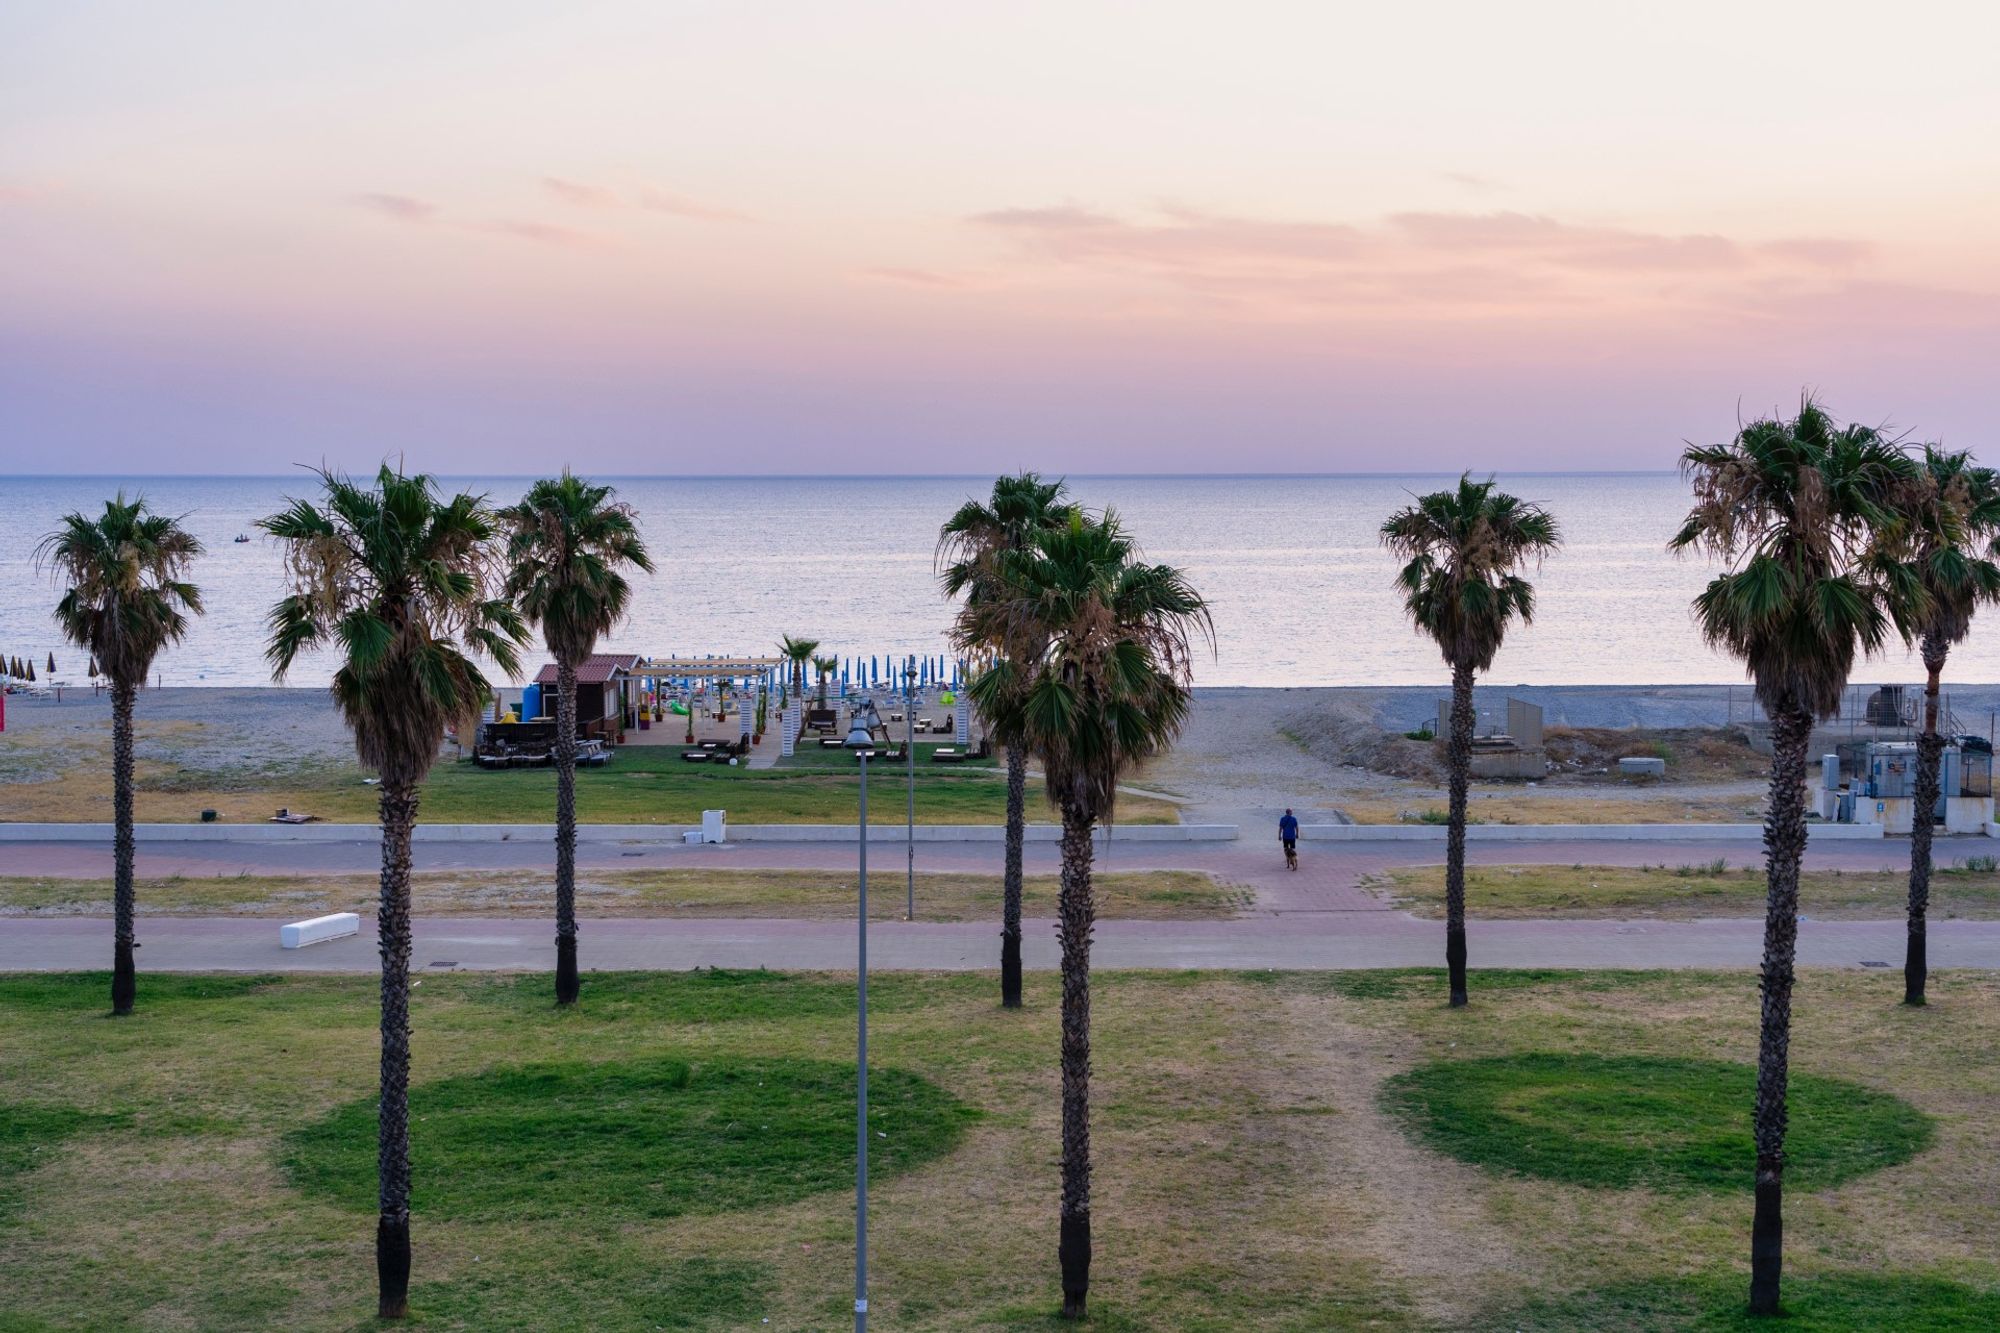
xmin=0 ymin=867 xmax=1247 ymax=921
xmin=1379 ymin=861 xmax=2000 ymax=919
xmin=1381 ymin=1052 xmax=1931 ymax=1191
xmin=1 ymin=742 xmax=1178 ymax=826
xmin=2 ymin=968 xmax=1996 ymax=1329
xmin=3 ymin=740 xmax=1168 ymax=824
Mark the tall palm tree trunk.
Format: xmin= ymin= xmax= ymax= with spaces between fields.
xmin=1444 ymin=661 xmax=1474 ymax=1007
xmin=110 ymin=679 xmax=138 ymax=1016
xmin=1905 ymin=634 xmax=1947 ymax=1007
xmin=1001 ymin=743 xmax=1027 ymax=1008
xmin=1750 ymin=703 xmax=1811 ymax=1316
xmin=376 ymin=781 xmax=418 ymax=1319
xmin=554 ymin=659 xmax=580 ymax=1006
xmin=1056 ymin=804 xmax=1095 ymax=1319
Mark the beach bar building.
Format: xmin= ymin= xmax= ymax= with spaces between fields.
xmin=528 ymin=653 xmax=643 ymax=742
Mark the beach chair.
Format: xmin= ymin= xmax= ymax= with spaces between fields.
xmin=930 ymin=747 xmax=964 ymax=764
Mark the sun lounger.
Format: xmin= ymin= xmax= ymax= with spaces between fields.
xmin=682 ymin=750 xmax=711 ymax=763
xmin=270 ymin=810 xmax=322 ymax=824
xmin=930 ymin=747 xmax=964 ymax=764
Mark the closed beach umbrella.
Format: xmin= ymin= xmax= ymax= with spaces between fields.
xmin=47 ymin=652 xmax=56 ymax=674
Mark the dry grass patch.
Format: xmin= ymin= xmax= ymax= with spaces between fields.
xmin=2 ymin=968 xmax=1994 ymax=1329
xmin=1378 ymin=862 xmax=2000 ymax=919
xmin=0 ymin=867 xmax=1247 ymax=922
xmin=1341 ymin=791 xmax=1770 ymax=825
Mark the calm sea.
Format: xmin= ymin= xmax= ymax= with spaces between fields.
xmin=3 ymin=473 xmax=1991 ymax=690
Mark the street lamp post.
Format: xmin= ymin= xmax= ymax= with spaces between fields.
xmin=844 ymin=708 xmax=879 ymax=1333
xmin=904 ymin=656 xmax=916 ymax=920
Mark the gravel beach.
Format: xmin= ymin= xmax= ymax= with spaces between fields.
xmin=8 ymin=682 xmax=1999 ymax=826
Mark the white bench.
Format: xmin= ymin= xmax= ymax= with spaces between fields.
xmin=281 ymin=912 xmax=361 ymax=948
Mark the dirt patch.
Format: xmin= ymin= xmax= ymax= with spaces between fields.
xmin=1540 ymin=726 xmax=1765 ymax=785
xmin=1279 ymin=704 xmax=1441 ymax=781
xmin=1267 ymin=989 xmax=1532 ymax=1326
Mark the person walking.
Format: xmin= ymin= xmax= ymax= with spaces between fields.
xmin=1279 ymin=808 xmax=1299 ymax=870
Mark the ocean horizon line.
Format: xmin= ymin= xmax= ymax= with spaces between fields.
xmin=0 ymin=469 xmax=1683 ymax=482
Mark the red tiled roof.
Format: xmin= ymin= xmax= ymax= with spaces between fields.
xmin=532 ymin=653 xmax=641 ymax=686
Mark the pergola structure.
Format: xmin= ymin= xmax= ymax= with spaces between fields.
xmin=621 ymin=655 xmax=786 ymax=730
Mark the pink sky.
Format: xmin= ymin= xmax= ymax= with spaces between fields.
xmin=4 ymin=1 xmax=1998 ymax=473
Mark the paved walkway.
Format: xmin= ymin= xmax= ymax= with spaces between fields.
xmin=6 ymin=834 xmax=1996 ymax=973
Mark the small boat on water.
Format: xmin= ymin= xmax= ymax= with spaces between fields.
xmin=233 ymin=533 xmax=250 ymax=543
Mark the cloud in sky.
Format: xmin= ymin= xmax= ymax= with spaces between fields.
xmin=1757 ymin=236 xmax=1876 ymax=268
xmin=1441 ymin=171 xmax=1504 ymax=192
xmin=353 ymin=191 xmax=601 ymax=247
xmin=1390 ymin=211 xmax=1742 ymax=271
xmin=353 ymin=192 xmax=438 ymax=222
xmin=541 ymin=176 xmax=622 ymax=209
xmin=538 ymin=176 xmax=751 ymax=222
xmin=966 ymin=202 xmax=1889 ymax=320
xmin=971 ymin=205 xmax=1122 ymax=230
xmin=861 ymin=265 xmax=972 ymax=288
xmin=471 ymin=219 xmax=602 ymax=248
xmin=636 ymin=188 xmax=752 ymax=223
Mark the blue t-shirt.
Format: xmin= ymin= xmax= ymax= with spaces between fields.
xmin=1279 ymin=814 xmax=1299 ymax=840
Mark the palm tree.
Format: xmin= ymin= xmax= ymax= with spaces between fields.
xmin=939 ymin=471 xmax=1074 ymax=1008
xmin=778 ymin=633 xmax=819 ymax=697
xmin=966 ymin=510 xmax=1210 ymax=1319
xmin=811 ymin=653 xmax=839 ymax=709
xmin=1381 ymin=475 xmax=1560 ymax=1007
xmin=36 ymin=495 xmax=203 ymax=1016
xmin=1671 ymin=398 xmax=1919 ymax=1317
xmin=1877 ymin=447 xmax=2000 ymax=1006
xmin=498 ymin=473 xmax=653 ymax=1007
xmin=262 ymin=464 xmax=525 ymax=1320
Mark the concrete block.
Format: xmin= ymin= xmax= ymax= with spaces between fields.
xmin=1618 ymin=757 xmax=1667 ymax=778
xmin=281 ymin=912 xmax=360 ymax=948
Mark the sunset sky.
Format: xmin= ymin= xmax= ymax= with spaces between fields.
xmin=4 ymin=1 xmax=1997 ymax=474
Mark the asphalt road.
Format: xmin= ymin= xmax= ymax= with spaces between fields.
xmin=6 ymin=834 xmax=1995 ymax=973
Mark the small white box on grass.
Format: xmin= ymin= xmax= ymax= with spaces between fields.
xmin=281 ymin=912 xmax=360 ymax=949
